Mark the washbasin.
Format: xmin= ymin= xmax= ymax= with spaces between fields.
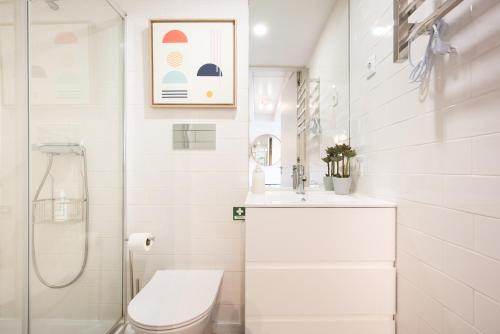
xmin=245 ymin=189 xmax=395 ymax=208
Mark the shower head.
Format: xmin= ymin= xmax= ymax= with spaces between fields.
xmin=45 ymin=0 xmax=60 ymax=11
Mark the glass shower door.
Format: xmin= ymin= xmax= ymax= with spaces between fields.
xmin=28 ymin=0 xmax=124 ymax=333
xmin=0 ymin=1 xmax=29 ymax=334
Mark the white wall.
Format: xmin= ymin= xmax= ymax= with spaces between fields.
xmin=350 ymin=0 xmax=500 ymax=333
xmin=307 ymin=0 xmax=350 ymax=185
xmin=119 ymin=0 xmax=248 ymax=331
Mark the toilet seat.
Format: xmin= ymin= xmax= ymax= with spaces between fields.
xmin=128 ymin=270 xmax=223 ymax=332
xmin=129 ymin=307 xmax=210 ymax=332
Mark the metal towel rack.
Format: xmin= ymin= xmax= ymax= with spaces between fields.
xmin=393 ymin=0 xmax=464 ymax=62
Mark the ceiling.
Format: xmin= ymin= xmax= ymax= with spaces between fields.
xmin=249 ymin=0 xmax=336 ymax=67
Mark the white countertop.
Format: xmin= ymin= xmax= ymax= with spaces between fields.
xmin=245 ymin=189 xmax=396 ymax=208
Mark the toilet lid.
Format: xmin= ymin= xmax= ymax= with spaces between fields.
xmin=128 ymin=270 xmax=223 ymax=331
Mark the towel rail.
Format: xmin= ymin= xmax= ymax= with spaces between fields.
xmin=393 ymin=0 xmax=464 ymax=62
xmin=399 ymin=0 xmax=426 ymax=21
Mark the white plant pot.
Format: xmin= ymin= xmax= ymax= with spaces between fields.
xmin=323 ymin=176 xmax=334 ymax=191
xmin=333 ymin=177 xmax=352 ymax=195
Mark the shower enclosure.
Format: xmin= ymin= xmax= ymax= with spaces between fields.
xmin=0 ymin=0 xmax=125 ymax=333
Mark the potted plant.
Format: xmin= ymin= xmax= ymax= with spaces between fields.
xmin=321 ymin=146 xmax=338 ymax=191
xmin=332 ymin=143 xmax=356 ymax=195
xmin=321 ymin=156 xmax=334 ymax=191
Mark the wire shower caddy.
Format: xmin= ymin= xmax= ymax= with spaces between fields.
xmin=31 ymin=143 xmax=90 ymax=289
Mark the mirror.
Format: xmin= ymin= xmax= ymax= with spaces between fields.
xmin=251 ymin=134 xmax=282 ymax=166
xmin=249 ymin=0 xmax=350 ymax=188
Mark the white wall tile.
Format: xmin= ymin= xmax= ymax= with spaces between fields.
xmin=441 ymin=90 xmax=500 ymax=140
xmin=419 ymin=263 xmax=474 ymax=323
xmin=474 ymin=293 xmax=500 ymax=334
xmin=475 ymin=215 xmax=500 ymax=260
xmin=398 ymin=251 xmax=474 ymax=322
xmin=398 ymin=226 xmax=445 ymax=270
xmin=443 ymin=175 xmax=500 ymax=218
xmin=470 ymin=44 xmax=500 ymax=98
xmin=398 ymin=277 xmax=444 ymax=333
xmin=417 ymin=204 xmax=475 ymax=249
xmin=469 ymin=0 xmax=500 ymax=58
xmin=419 ymin=320 xmax=440 ymax=334
xmin=351 ymin=0 xmax=500 ymax=333
xmin=214 ymin=304 xmax=244 ymax=324
xmin=443 ymin=243 xmax=500 ymax=301
xmin=443 ymin=310 xmax=481 ymax=334
xmin=472 ymin=133 xmax=500 ymax=175
xmin=396 ymin=276 xmax=419 ymax=333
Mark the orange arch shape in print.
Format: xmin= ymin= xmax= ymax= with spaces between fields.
xmin=162 ymin=30 xmax=188 ymax=43
xmin=54 ymin=32 xmax=78 ymax=44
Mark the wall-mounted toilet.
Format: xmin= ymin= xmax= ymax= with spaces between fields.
xmin=128 ymin=270 xmax=223 ymax=334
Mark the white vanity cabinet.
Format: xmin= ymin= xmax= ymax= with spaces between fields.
xmin=244 ymin=191 xmax=396 ymax=334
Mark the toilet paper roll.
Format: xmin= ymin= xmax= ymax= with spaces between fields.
xmin=128 ymin=233 xmax=155 ymax=252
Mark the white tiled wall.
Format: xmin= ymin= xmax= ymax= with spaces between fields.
xmin=119 ymin=0 xmax=248 ymax=331
xmin=350 ymin=0 xmax=500 ymax=333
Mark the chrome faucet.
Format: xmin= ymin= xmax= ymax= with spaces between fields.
xmin=292 ymin=166 xmax=298 ymax=190
xmin=293 ymin=159 xmax=306 ymax=194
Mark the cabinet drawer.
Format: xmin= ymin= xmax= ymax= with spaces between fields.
xmin=245 ymin=267 xmax=396 ymax=317
xmin=245 ymin=319 xmax=395 ymax=334
xmin=246 ymin=208 xmax=395 ymax=262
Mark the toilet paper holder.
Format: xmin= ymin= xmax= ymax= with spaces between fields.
xmin=126 ymin=234 xmax=156 ymax=299
xmin=124 ymin=235 xmax=156 ymax=243
xmin=146 ymin=236 xmax=155 ymax=246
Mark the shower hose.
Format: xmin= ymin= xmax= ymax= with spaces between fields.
xmin=32 ymin=148 xmax=89 ymax=289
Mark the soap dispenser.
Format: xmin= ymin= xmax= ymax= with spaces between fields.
xmin=54 ymin=190 xmax=68 ymax=222
xmin=251 ymin=165 xmax=266 ymax=194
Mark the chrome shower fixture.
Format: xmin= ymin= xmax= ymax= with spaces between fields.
xmin=45 ymin=0 xmax=60 ymax=11
xmin=32 ymin=143 xmax=89 ymax=289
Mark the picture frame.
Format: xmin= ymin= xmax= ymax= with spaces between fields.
xmin=150 ymin=19 xmax=237 ymax=108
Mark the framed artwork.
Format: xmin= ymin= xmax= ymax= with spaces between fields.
xmin=150 ymin=19 xmax=236 ymax=108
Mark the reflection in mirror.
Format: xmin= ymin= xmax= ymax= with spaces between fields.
xmin=249 ymin=0 xmax=350 ymax=188
xmin=251 ymin=134 xmax=282 ymax=166
xmin=249 ymin=68 xmax=297 ymax=187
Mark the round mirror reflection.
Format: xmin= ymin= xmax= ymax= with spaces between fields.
xmin=251 ymin=134 xmax=281 ymax=166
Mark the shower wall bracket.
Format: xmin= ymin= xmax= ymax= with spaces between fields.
xmin=393 ymin=0 xmax=463 ymax=63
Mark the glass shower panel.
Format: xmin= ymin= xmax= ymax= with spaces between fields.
xmin=0 ymin=1 xmax=29 ymax=334
xmin=29 ymin=0 xmax=124 ymax=333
